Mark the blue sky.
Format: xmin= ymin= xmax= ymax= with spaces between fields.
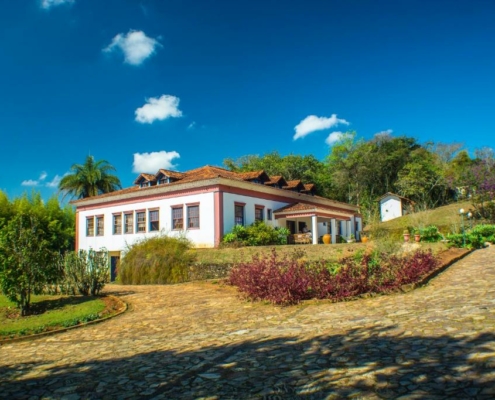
xmin=1 ymin=0 xmax=494 ymax=198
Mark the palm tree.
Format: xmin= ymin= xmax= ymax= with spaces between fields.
xmin=59 ymin=156 xmax=122 ymax=199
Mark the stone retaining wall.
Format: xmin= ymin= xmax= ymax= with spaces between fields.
xmin=188 ymin=263 xmax=233 ymax=281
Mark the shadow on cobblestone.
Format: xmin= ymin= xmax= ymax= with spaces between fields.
xmin=1 ymin=325 xmax=495 ymax=399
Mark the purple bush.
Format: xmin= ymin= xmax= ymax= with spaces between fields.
xmin=228 ymin=249 xmax=439 ymax=305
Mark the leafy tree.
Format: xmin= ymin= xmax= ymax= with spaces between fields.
xmin=395 ymin=148 xmax=450 ymax=210
xmin=467 ymin=158 xmax=495 ymax=222
xmin=327 ymin=132 xmax=420 ymax=221
xmin=0 ymin=213 xmax=58 ymax=315
xmin=224 ymin=151 xmax=333 ymax=196
xmin=444 ymin=150 xmax=475 ymax=199
xmin=0 ymin=191 xmax=11 ymax=230
xmin=58 ymin=155 xmax=122 ymax=199
xmin=8 ymin=192 xmax=75 ymax=252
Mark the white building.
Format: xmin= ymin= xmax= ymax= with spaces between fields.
xmin=378 ymin=192 xmax=415 ymax=222
xmin=73 ymin=166 xmax=362 ymax=280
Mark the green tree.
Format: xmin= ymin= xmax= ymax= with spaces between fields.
xmin=9 ymin=192 xmax=75 ymax=252
xmin=395 ymin=148 xmax=450 ymax=210
xmin=327 ymin=132 xmax=420 ymax=221
xmin=224 ymin=151 xmax=333 ymax=196
xmin=0 ymin=213 xmax=58 ymax=315
xmin=0 ymin=191 xmax=11 ymax=230
xmin=58 ymin=155 xmax=122 ymax=199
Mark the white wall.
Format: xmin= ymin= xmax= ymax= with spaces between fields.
xmin=78 ymin=192 xmax=216 ymax=251
xmin=222 ymin=192 xmax=288 ymax=234
xmin=380 ymin=195 xmax=402 ymax=222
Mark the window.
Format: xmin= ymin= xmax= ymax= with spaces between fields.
xmin=96 ymin=216 xmax=104 ymax=236
xmin=86 ymin=217 xmax=94 ymax=236
xmin=187 ymin=205 xmax=200 ymax=228
xmin=235 ymin=204 xmax=244 ymax=225
xmin=267 ymin=209 xmax=273 ymax=221
xmin=172 ymin=207 xmax=183 ymax=230
xmin=113 ymin=214 xmax=122 ymax=235
xmin=255 ymin=206 xmax=264 ymax=222
xmin=136 ymin=211 xmax=146 ymax=233
xmin=149 ymin=210 xmax=159 ymax=231
xmin=124 ymin=213 xmax=133 ymax=234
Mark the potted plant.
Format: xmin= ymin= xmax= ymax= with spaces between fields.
xmin=347 ymin=234 xmax=356 ymax=243
xmin=322 ymin=233 xmax=331 ymax=244
xmin=403 ymin=229 xmax=410 ymax=242
xmin=414 ymin=229 xmax=421 ymax=242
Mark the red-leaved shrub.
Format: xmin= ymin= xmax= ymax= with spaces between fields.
xmin=228 ymin=249 xmax=439 ymax=305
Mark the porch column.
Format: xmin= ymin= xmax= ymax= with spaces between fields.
xmin=341 ymin=221 xmax=347 ymax=239
xmin=350 ymin=216 xmax=356 ymax=236
xmin=355 ymin=217 xmax=362 ymax=240
xmin=311 ymin=215 xmax=318 ymax=245
xmin=331 ymin=218 xmax=337 ymax=244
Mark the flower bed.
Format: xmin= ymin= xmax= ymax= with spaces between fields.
xmin=228 ymin=249 xmax=439 ymax=305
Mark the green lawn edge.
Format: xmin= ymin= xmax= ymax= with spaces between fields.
xmin=0 ymin=294 xmax=126 ymax=341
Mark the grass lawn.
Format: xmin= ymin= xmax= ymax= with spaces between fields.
xmin=193 ymin=241 xmax=449 ymax=265
xmin=0 ymin=294 xmax=107 ymax=339
xmin=371 ymin=200 xmax=475 ymax=234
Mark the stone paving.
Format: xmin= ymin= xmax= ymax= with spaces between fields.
xmin=1 ymin=247 xmax=495 ymax=399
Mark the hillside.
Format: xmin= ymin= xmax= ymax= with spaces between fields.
xmin=368 ymin=200 xmax=475 ymax=237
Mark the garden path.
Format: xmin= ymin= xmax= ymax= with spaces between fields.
xmin=1 ymin=246 xmax=495 ymax=399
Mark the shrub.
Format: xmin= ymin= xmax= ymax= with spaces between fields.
xmin=446 ymin=224 xmax=495 ymax=248
xmin=118 ymin=235 xmax=196 ymax=284
xmin=59 ymin=250 xmax=109 ymax=296
xmin=222 ymin=222 xmax=289 ymax=246
xmin=419 ymin=225 xmax=443 ymax=242
xmin=228 ymin=249 xmax=438 ymax=305
xmin=471 ymin=224 xmax=495 ymax=238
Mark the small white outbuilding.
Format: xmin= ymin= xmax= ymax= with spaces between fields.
xmin=378 ymin=192 xmax=415 ymax=222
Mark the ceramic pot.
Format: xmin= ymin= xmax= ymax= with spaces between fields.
xmin=322 ymin=233 xmax=331 ymax=244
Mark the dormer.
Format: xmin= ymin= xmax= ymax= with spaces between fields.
xmin=283 ymin=180 xmax=305 ymax=193
xmin=134 ymin=173 xmax=157 ymax=188
xmin=265 ymin=175 xmax=288 ymax=189
xmin=155 ymin=169 xmax=185 ymax=185
xmin=238 ymin=170 xmax=271 ymax=185
xmin=301 ymin=183 xmax=316 ymax=196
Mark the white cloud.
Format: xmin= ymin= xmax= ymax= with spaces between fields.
xmin=325 ymin=131 xmax=353 ymax=146
xmin=187 ymin=121 xmax=196 ymax=130
xmin=133 ymin=151 xmax=180 ymax=173
xmin=46 ymin=175 xmax=63 ymax=188
xmin=41 ymin=0 xmax=74 ymax=9
xmin=135 ymin=95 xmax=183 ymax=124
xmin=103 ymin=30 xmax=161 ymax=66
xmin=21 ymin=179 xmax=40 ymax=187
xmin=21 ymin=172 xmax=65 ymax=188
xmin=374 ymin=129 xmax=393 ymax=137
xmin=294 ymin=114 xmax=349 ymax=140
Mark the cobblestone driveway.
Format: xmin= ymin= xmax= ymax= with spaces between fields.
xmin=1 ymin=247 xmax=495 ymax=399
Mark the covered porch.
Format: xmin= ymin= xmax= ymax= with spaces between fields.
xmin=273 ymin=203 xmax=362 ymax=245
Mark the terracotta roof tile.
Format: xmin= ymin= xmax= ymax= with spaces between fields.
xmin=73 ymin=165 xmax=340 ymax=206
xmin=274 ymin=203 xmax=316 ymax=213
xmin=133 ymin=173 xmax=157 ymax=185
xmin=283 ymin=180 xmax=305 ymax=190
xmin=265 ymin=175 xmax=288 ymax=186
xmin=156 ymin=169 xmax=185 ymax=180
